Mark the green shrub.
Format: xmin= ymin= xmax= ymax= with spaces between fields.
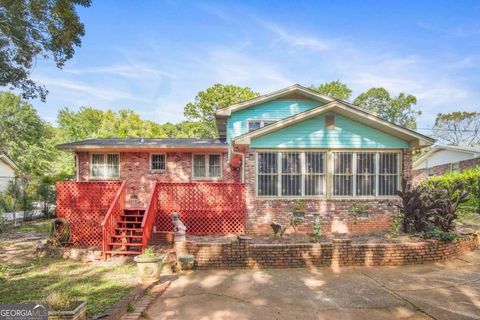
xmin=422 ymin=228 xmax=459 ymax=241
xmin=311 ymin=214 xmax=322 ymax=242
xmin=139 ymin=246 xmax=157 ymax=258
xmin=45 ymin=292 xmax=76 ymax=311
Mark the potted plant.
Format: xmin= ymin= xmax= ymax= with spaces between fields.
xmin=45 ymin=292 xmax=86 ymax=320
xmin=134 ymin=247 xmax=165 ymax=283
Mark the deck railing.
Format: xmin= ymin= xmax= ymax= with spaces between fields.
xmin=56 ymin=181 xmax=122 ymax=247
xmin=141 ymin=182 xmax=159 ymax=249
xmin=101 ymin=181 xmax=127 ymax=255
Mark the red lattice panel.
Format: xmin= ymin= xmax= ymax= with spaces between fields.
xmin=56 ymin=181 xmax=122 ymax=247
xmin=155 ymin=182 xmax=246 ymax=235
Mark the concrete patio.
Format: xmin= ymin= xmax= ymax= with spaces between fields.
xmin=147 ymin=250 xmax=480 ymax=320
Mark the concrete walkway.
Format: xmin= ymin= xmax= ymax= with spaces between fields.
xmin=146 ymin=250 xmax=480 ymax=320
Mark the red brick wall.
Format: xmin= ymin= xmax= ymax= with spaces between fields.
xmin=243 ymin=148 xmax=412 ymax=235
xmin=412 ymin=156 xmax=480 ymax=186
xmin=187 ymin=235 xmax=479 ymax=269
xmin=76 ymin=151 xmax=241 ymax=205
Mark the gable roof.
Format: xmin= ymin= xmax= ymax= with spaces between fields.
xmin=215 ymin=84 xmax=335 ymax=118
xmin=413 ymin=145 xmax=480 ymax=168
xmin=233 ymin=100 xmax=435 ymax=147
xmin=56 ymin=138 xmax=227 ymax=151
xmin=0 ymin=151 xmax=19 ymax=171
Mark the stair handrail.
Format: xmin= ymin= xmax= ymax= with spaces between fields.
xmin=101 ymin=181 xmax=127 ymax=256
xmin=141 ymin=181 xmax=158 ymax=249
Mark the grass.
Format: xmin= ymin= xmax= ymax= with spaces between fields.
xmin=0 ymin=219 xmax=139 ymax=317
xmin=458 ymin=209 xmax=480 ymax=227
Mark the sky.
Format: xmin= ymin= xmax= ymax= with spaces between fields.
xmin=27 ymin=0 xmax=480 ymax=135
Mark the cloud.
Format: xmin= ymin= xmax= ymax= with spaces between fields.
xmin=65 ymin=64 xmax=175 ymax=79
xmin=264 ymin=23 xmax=330 ymax=51
xmin=34 ymin=76 xmax=149 ymax=103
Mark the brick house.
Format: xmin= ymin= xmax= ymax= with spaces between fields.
xmin=412 ymin=145 xmax=480 ymax=185
xmin=57 ymin=84 xmax=434 ymax=256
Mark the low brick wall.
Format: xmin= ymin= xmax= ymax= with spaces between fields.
xmin=187 ymin=234 xmax=479 ymax=269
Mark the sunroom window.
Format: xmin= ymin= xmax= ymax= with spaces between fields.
xmin=193 ymin=154 xmax=221 ymax=179
xmin=91 ymin=154 xmax=119 ymax=179
xmin=257 ymin=151 xmax=326 ymax=197
xmin=257 ymin=151 xmax=400 ymax=197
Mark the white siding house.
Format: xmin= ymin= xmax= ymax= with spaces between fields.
xmin=0 ymin=152 xmax=18 ymax=193
xmin=413 ymin=145 xmax=480 ymax=171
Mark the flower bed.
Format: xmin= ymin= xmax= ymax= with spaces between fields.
xmin=186 ymin=234 xmax=479 ymax=269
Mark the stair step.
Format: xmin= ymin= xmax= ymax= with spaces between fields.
xmin=124 ymin=207 xmax=146 ymax=211
xmin=117 ymin=221 xmax=141 ymax=225
xmin=109 ymin=242 xmax=142 ymax=246
xmin=104 ymin=250 xmax=142 ymax=255
xmin=115 ymin=227 xmax=143 ymax=231
xmin=112 ymin=234 xmax=143 ymax=239
xmin=120 ymin=214 xmax=143 ymax=217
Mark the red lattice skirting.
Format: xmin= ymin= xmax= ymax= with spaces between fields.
xmin=156 ymin=182 xmax=246 ymax=234
xmin=56 ymin=181 xmax=122 ymax=247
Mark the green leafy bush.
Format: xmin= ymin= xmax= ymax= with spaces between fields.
xmin=422 ymin=167 xmax=480 ymax=213
xmin=422 ymin=228 xmax=459 ymax=241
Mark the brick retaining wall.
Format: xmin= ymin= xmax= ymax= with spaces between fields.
xmin=187 ymin=235 xmax=479 ymax=269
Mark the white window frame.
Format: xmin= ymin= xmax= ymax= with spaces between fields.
xmin=451 ymin=162 xmax=460 ymax=172
xmin=150 ymin=153 xmax=166 ymax=172
xmin=255 ymin=150 xmax=401 ymax=199
xmin=89 ymin=153 xmax=120 ymax=180
xmin=192 ymin=153 xmax=222 ymax=180
xmin=248 ymin=119 xmax=276 ymax=132
xmin=256 ymin=151 xmax=327 ymax=198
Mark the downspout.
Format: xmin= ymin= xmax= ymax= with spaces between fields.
xmin=230 ymin=144 xmax=245 ymax=183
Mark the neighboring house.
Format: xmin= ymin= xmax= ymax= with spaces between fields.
xmin=412 ymin=145 xmax=480 ymax=185
xmin=57 ymin=84 xmax=434 ymax=254
xmin=0 ymin=151 xmax=18 ymax=193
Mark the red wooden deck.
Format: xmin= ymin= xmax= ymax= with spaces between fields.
xmin=56 ymin=181 xmax=246 ymax=252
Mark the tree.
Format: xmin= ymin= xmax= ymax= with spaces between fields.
xmin=309 ymin=80 xmax=352 ymax=100
xmin=184 ymin=84 xmax=260 ymax=137
xmin=57 ymin=107 xmax=104 ymax=141
xmin=0 ymin=91 xmax=54 ymax=175
xmin=432 ymin=111 xmax=480 ymax=146
xmin=353 ymin=87 xmax=421 ymax=129
xmin=0 ymin=0 xmax=91 ymax=100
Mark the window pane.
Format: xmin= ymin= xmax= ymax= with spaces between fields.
xmin=208 ymin=154 xmax=221 ymax=178
xmin=281 ymin=175 xmax=301 ymax=196
xmin=356 ymin=153 xmax=375 ymax=196
xmin=263 ymin=121 xmax=276 ymax=127
xmin=305 ymin=175 xmax=325 ymax=196
xmin=151 ymin=154 xmax=165 ymax=171
xmin=193 ymin=155 xmax=206 ymax=178
xmin=92 ymin=154 xmax=104 ymax=178
xmin=258 ymin=175 xmax=278 ymax=196
xmin=106 ymin=154 xmax=119 ymax=178
xmin=257 ymin=152 xmax=277 ymax=196
xmin=248 ymin=121 xmax=261 ymax=132
xmin=258 ymin=152 xmax=277 ymax=174
xmin=305 ymin=152 xmax=324 ymax=173
xmin=379 ymin=153 xmax=398 ymax=174
xmin=333 ymin=152 xmax=353 ymax=196
xmin=379 ymin=153 xmax=399 ymax=196
xmin=281 ymin=152 xmax=300 ymax=174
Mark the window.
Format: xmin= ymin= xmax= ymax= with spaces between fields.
xmin=258 ymin=152 xmax=278 ymax=196
xmin=427 ymin=167 xmax=435 ymax=177
xmin=305 ymin=152 xmax=325 ymax=196
xmin=451 ymin=162 xmax=460 ymax=172
xmin=257 ymin=151 xmax=326 ymax=197
xmin=91 ymin=154 xmax=119 ymax=179
xmin=356 ymin=153 xmax=376 ymax=196
xmin=378 ymin=153 xmax=399 ymax=196
xmin=248 ymin=120 xmax=275 ymax=132
xmin=150 ymin=154 xmax=166 ymax=172
xmin=256 ymin=151 xmax=400 ymax=198
xmin=192 ymin=154 xmax=221 ymax=179
xmin=333 ymin=152 xmax=353 ymax=196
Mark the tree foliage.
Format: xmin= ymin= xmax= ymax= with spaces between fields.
xmin=0 ymin=0 xmax=91 ymax=100
xmin=184 ymin=84 xmax=259 ymax=137
xmin=432 ymin=111 xmax=480 ymax=146
xmin=353 ymin=87 xmax=421 ymax=129
xmin=309 ymin=80 xmax=352 ymax=100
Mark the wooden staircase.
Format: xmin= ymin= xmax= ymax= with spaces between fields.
xmin=104 ymin=208 xmax=146 ymax=256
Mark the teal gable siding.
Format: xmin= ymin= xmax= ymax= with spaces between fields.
xmin=226 ymin=100 xmax=321 ymax=142
xmin=250 ymin=114 xmax=409 ymax=149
